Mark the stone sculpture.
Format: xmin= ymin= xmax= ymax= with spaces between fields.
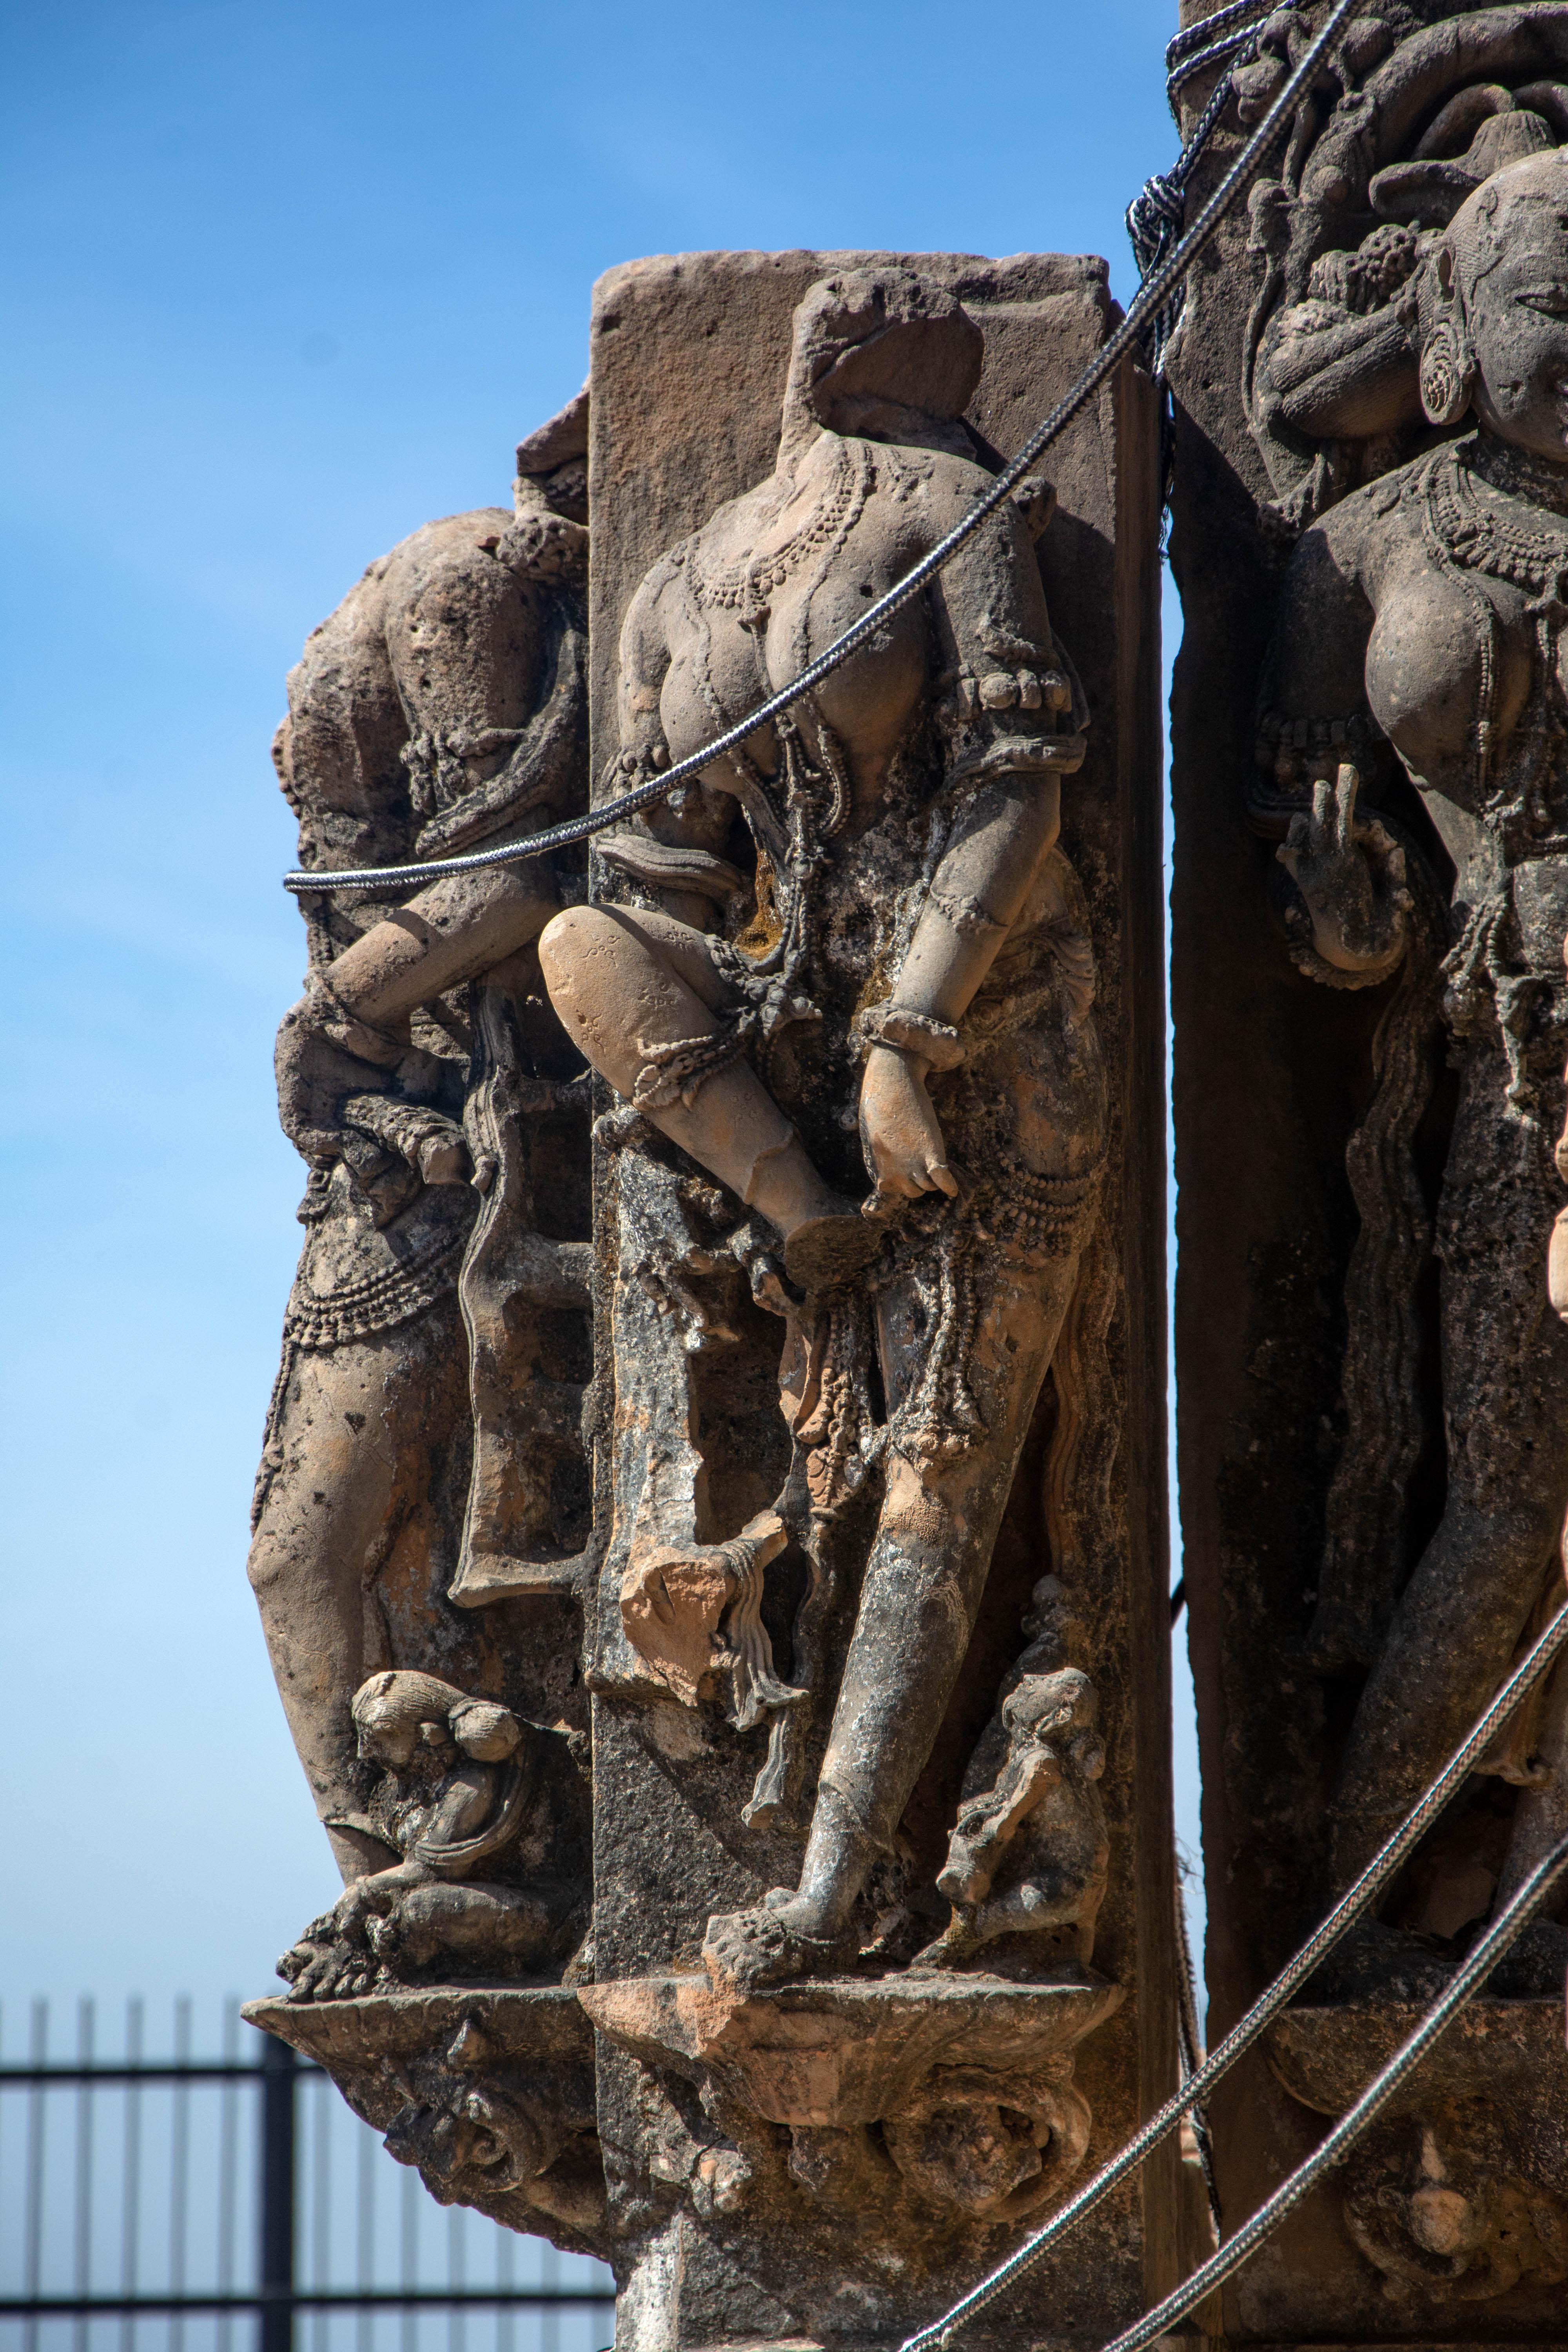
xmin=1168 ymin=5 xmax=1568 ymax=2339
xmin=279 ymin=1672 xmax=584 ymax=1999
xmin=1257 ymin=148 xmax=1568 ymax=1892
xmin=249 ymin=390 xmax=595 ymax=1886
xmin=914 ymin=1665 xmax=1109 ymax=1973
xmin=245 ymin=245 xmax=1176 ymax=2350
xmin=544 ymin=265 xmax=1109 ymax=1994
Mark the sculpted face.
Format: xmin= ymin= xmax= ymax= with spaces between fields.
xmin=1451 ymin=154 xmax=1568 ymax=459
xmin=353 ymin=1703 xmax=419 ymax=1768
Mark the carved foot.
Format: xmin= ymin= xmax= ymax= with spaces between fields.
xmin=702 ymin=1896 xmax=857 ymax=1992
xmin=907 ymin=1908 xmax=984 ymax=1974
xmin=782 ymin=1209 xmax=881 ymax=1292
xmin=278 ymin=1933 xmax=388 ymax=2002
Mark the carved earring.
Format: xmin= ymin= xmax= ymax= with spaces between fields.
xmin=1419 ymin=316 xmax=1476 ymax=428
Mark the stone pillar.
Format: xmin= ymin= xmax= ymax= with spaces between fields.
xmin=1167 ymin=3 xmax=1568 ymax=2337
xmin=246 ymin=246 xmax=1177 ymax=2352
xmin=579 ymin=249 xmax=1176 ymax=2350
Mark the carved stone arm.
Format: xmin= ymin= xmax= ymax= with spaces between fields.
xmin=857 ymin=771 xmax=1064 ymax=1207
xmin=1265 ymin=303 xmax=1421 ymax=443
xmin=315 ymin=862 xmax=561 ymax=1034
xmin=887 ymin=773 xmax=1063 ymax=1047
xmin=274 ymin=862 xmax=562 ymax=1204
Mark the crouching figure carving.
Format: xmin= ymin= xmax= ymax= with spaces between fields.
xmin=915 ymin=1666 xmax=1108 ymax=1973
xmin=281 ymin=1672 xmax=585 ymax=1998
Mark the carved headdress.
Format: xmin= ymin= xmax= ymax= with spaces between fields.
xmin=1244 ymin=5 xmax=1568 ymax=512
xmin=1370 ymin=78 xmax=1568 ymax=225
xmin=352 ymin=1669 xmax=523 ymax=1763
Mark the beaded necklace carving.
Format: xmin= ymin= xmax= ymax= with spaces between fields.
xmin=1427 ymin=438 xmax=1568 ymax=595
xmin=1418 ymin=440 xmax=1568 ymax=843
xmin=687 ymin=436 xmax=868 ymax=615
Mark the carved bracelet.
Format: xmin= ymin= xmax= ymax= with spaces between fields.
xmin=857 ymin=1006 xmax=966 ymax=1070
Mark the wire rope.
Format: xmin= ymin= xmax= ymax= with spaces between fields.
xmin=283 ymin=0 xmax=1372 ymax=899
xmin=1093 ymin=1830 xmax=1568 ymax=2352
xmin=894 ymin=1595 xmax=1568 ymax=2352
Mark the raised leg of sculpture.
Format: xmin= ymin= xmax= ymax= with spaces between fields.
xmin=706 ymin=1249 xmax=1080 ymax=1985
xmin=1331 ymin=1054 xmax=1568 ymax=1887
xmin=368 ymin=1882 xmax=560 ymax=1971
xmin=247 ymin=1303 xmax=469 ymax=1883
xmin=539 ymin=904 xmax=869 ymax=1277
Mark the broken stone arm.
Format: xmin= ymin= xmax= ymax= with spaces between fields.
xmin=312 ymin=862 xmax=561 ymax=1032
xmin=1266 ymin=302 xmax=1421 ymax=442
xmin=274 ymin=862 xmax=561 ymax=1177
xmin=861 ymin=771 xmax=1062 ymax=1205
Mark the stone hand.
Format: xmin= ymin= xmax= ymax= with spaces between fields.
xmin=414 ymin=1131 xmax=473 ymax=1186
xmin=274 ymin=998 xmax=387 ymax=1166
xmin=1277 ymin=762 xmax=1409 ymax=975
xmin=275 ymin=993 xmax=471 ymax=1202
xmin=859 ymin=1045 xmax=958 ymax=1208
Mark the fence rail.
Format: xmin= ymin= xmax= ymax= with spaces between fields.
xmin=0 ymin=2000 xmax=614 ymax=2352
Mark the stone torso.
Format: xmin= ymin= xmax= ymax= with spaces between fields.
xmin=652 ymin=430 xmax=986 ymax=820
xmin=1339 ymin=444 xmax=1568 ymax=914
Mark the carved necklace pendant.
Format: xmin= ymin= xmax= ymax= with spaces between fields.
xmin=688 ymin=436 xmax=867 ymax=613
xmin=1430 ymin=443 xmax=1568 ymax=597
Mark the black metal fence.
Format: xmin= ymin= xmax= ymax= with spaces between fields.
xmin=0 ymin=2000 xmax=614 ymax=2352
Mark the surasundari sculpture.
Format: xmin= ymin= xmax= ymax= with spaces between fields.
xmin=249 ymin=395 xmax=593 ymax=1908
xmin=1256 ymin=150 xmax=1568 ymax=1890
xmin=539 ymin=268 xmax=1109 ymax=1988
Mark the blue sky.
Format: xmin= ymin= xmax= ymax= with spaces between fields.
xmin=0 ymin=0 xmax=1196 ymax=2018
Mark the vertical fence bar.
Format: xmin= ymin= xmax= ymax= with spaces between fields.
xmin=76 ymin=1996 xmax=96 ymax=2352
xmin=24 ymin=1998 xmax=49 ymax=2352
xmin=356 ymin=2120 xmax=375 ymax=2352
xmin=539 ymin=2243 xmax=559 ymax=2352
xmin=399 ymin=2166 xmax=417 ymax=2352
xmin=218 ymin=1999 xmax=240 ymax=2352
xmin=122 ymin=1997 xmax=144 ymax=2352
xmin=310 ymin=2073 xmax=330 ymax=2352
xmin=495 ymin=2226 xmax=514 ymax=2352
xmin=445 ymin=2210 xmax=464 ymax=2352
xmin=259 ymin=2034 xmax=297 ymax=2352
xmin=169 ymin=1996 xmax=193 ymax=2352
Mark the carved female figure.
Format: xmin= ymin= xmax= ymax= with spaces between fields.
xmin=281 ymin=1671 xmax=577 ymax=1998
xmin=249 ymin=401 xmax=592 ymax=1884
xmin=1258 ymin=153 xmax=1568 ymax=1886
xmin=539 ymin=269 xmax=1106 ymax=1986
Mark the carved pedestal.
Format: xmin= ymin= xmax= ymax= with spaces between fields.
xmin=249 ymin=1990 xmax=610 ymax=2254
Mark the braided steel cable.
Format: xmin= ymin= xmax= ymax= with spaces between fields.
xmin=1094 ymin=1829 xmax=1568 ymax=2352
xmin=1135 ymin=0 xmax=1299 ymax=376
xmin=894 ymin=1594 xmax=1568 ymax=2352
xmin=1167 ymin=17 xmax=1270 ymax=109
xmin=283 ymin=0 xmax=1372 ymax=900
xmin=1165 ymin=0 xmax=1274 ymax=74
